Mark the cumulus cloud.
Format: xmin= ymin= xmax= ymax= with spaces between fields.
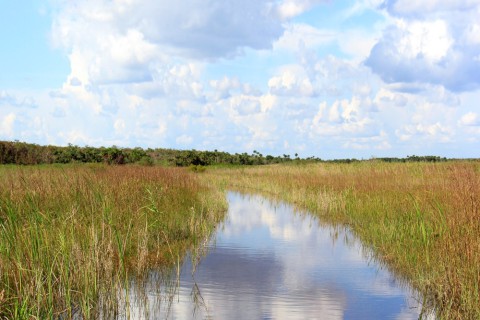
xmin=309 ymin=96 xmax=378 ymax=137
xmin=51 ymin=106 xmax=67 ymax=118
xmin=44 ymin=0 xmax=400 ymax=156
xmin=50 ymin=0 xmax=320 ymax=134
xmin=268 ymin=65 xmax=315 ymax=97
xmin=374 ymin=88 xmax=408 ymax=108
xmin=383 ymin=0 xmax=479 ymax=17
xmin=176 ymin=134 xmax=193 ymax=145
xmin=51 ymin=0 xmax=336 ymax=87
xmin=114 ymin=118 xmax=126 ymax=133
xmin=0 ymin=113 xmax=16 ymax=138
xmin=396 ymin=122 xmax=454 ymax=142
xmin=459 ymin=112 xmax=480 ymax=126
xmin=0 ymin=92 xmax=17 ymax=106
xmin=366 ymin=2 xmax=480 ymax=92
xmin=273 ymin=23 xmax=336 ymax=51
xmin=209 ymin=76 xmax=243 ymax=100
xmin=4 ymin=0 xmax=477 ymax=158
xmin=52 ymin=0 xmax=287 ymax=68
xmin=49 ymin=0 xmax=285 ymax=98
xmin=276 ymin=0 xmax=330 ymax=20
xmin=0 ymin=91 xmax=38 ymax=108
xmin=343 ymin=131 xmax=392 ymax=151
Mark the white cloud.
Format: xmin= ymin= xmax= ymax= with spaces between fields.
xmin=268 ymin=65 xmax=315 ymax=97
xmin=114 ymin=118 xmax=126 ymax=133
xmin=464 ymin=22 xmax=480 ymax=45
xmin=328 ymin=101 xmax=342 ymax=123
xmin=396 ymin=122 xmax=454 ymax=142
xmin=367 ymin=2 xmax=480 ymax=92
xmin=459 ymin=112 xmax=480 ymax=126
xmin=273 ymin=23 xmax=336 ymax=51
xmin=276 ymin=0 xmax=329 ymax=20
xmin=0 ymin=92 xmax=17 ymax=106
xmin=3 ymin=0 xmax=479 ymax=159
xmin=53 ymin=0 xmax=287 ymax=64
xmin=384 ymin=0 xmax=479 ymax=16
xmin=303 ymin=55 xmax=366 ymax=97
xmin=224 ymin=94 xmax=279 ymax=151
xmin=0 ymin=91 xmax=38 ymax=108
xmin=396 ymin=20 xmax=452 ymax=62
xmin=309 ymin=96 xmax=378 ymax=138
xmin=374 ymin=88 xmax=408 ymax=109
xmin=51 ymin=106 xmax=66 ymax=118
xmin=176 ymin=134 xmax=193 ymax=145
xmin=337 ymin=29 xmax=381 ymax=61
xmin=343 ymin=131 xmax=392 ymax=150
xmin=0 ymin=113 xmax=16 ymax=138
xmin=259 ymin=94 xmax=277 ymax=113
xmin=209 ymin=76 xmax=242 ymax=100
xmin=58 ymin=130 xmax=91 ymax=145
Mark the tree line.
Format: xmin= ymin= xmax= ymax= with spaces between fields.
xmin=0 ymin=141 xmax=152 ymax=165
xmin=0 ymin=140 xmax=455 ymax=167
xmin=0 ymin=141 xmax=305 ymax=166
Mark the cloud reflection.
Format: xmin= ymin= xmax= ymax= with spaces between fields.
xmin=119 ymin=192 xmax=424 ymax=319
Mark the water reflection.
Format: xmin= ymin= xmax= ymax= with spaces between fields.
xmin=119 ymin=192 xmax=426 ymax=319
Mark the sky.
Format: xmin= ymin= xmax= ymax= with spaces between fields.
xmin=0 ymin=0 xmax=479 ymax=159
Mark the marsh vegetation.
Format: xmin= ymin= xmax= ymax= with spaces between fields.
xmin=0 ymin=165 xmax=226 ymax=319
xmin=0 ymin=159 xmax=478 ymax=319
xmin=202 ymin=161 xmax=480 ymax=319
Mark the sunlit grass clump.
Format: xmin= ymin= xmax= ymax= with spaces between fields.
xmin=203 ymin=161 xmax=480 ymax=319
xmin=0 ymin=164 xmax=226 ymax=319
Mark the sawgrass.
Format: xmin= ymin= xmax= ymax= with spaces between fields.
xmin=0 ymin=164 xmax=226 ymax=319
xmin=1 ymin=160 xmax=478 ymax=319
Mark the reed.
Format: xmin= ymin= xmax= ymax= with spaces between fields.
xmin=202 ymin=161 xmax=480 ymax=319
xmin=0 ymin=164 xmax=226 ymax=319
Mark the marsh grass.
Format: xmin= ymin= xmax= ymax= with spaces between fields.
xmin=0 ymin=164 xmax=226 ymax=319
xmin=203 ymin=161 xmax=480 ymax=319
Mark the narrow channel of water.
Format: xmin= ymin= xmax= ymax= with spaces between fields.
xmin=118 ymin=192 xmax=427 ymax=319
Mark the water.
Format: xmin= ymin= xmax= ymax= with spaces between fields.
xmin=119 ymin=192 xmax=426 ymax=319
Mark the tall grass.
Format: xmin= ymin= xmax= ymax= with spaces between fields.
xmin=0 ymin=164 xmax=226 ymax=319
xmin=203 ymin=161 xmax=480 ymax=319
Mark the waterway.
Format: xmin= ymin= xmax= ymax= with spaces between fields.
xmin=117 ymin=192 xmax=426 ymax=319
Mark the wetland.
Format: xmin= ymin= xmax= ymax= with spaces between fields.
xmin=119 ymin=192 xmax=426 ymax=319
xmin=0 ymin=161 xmax=479 ymax=319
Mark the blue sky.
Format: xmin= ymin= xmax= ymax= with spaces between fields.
xmin=1 ymin=0 xmax=479 ymax=159
xmin=0 ymin=1 xmax=68 ymax=88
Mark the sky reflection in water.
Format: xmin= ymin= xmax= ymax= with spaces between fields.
xmin=123 ymin=192 xmax=424 ymax=319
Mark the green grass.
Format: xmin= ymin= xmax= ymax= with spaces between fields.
xmin=0 ymin=164 xmax=226 ymax=319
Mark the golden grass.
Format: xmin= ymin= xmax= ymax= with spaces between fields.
xmin=0 ymin=164 xmax=226 ymax=319
xmin=1 ymin=161 xmax=478 ymax=319
xmin=202 ymin=161 xmax=480 ymax=319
